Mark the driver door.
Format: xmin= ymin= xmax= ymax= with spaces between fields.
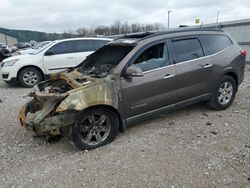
xmin=43 ymin=41 xmax=76 ymax=74
xmin=121 ymin=41 xmax=178 ymax=119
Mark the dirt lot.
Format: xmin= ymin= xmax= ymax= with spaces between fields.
xmin=0 ymin=66 xmax=250 ymax=188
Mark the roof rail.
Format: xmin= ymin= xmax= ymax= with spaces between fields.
xmin=115 ymin=27 xmax=223 ymax=41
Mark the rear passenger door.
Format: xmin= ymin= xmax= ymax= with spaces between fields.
xmin=73 ymin=40 xmax=96 ymax=66
xmin=171 ymin=36 xmax=214 ymax=102
xmin=73 ymin=40 xmax=109 ymax=66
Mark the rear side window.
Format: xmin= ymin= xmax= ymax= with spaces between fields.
xmin=93 ymin=40 xmax=110 ymax=50
xmin=73 ymin=40 xmax=96 ymax=53
xmin=49 ymin=41 xmax=74 ymax=55
xmin=199 ymin=35 xmax=232 ymax=55
xmin=172 ymin=38 xmax=204 ymax=63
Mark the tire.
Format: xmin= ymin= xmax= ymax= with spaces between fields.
xmin=18 ymin=67 xmax=43 ymax=88
xmin=208 ymin=75 xmax=237 ymax=110
xmin=72 ymin=107 xmax=119 ymax=150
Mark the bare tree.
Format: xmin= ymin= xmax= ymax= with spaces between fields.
xmin=72 ymin=21 xmax=166 ymax=37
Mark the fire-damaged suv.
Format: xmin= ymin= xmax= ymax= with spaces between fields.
xmin=19 ymin=28 xmax=246 ymax=150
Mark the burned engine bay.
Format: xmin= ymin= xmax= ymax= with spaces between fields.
xmin=80 ymin=64 xmax=115 ymax=78
xmin=18 ymin=68 xmax=118 ymax=141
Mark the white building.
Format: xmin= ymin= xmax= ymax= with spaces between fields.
xmin=0 ymin=33 xmax=18 ymax=47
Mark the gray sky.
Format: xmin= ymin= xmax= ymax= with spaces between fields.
xmin=1 ymin=0 xmax=250 ymax=33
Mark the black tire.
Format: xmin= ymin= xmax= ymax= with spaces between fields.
xmin=208 ymin=75 xmax=237 ymax=110
xmin=72 ymin=107 xmax=119 ymax=150
xmin=18 ymin=67 xmax=43 ymax=88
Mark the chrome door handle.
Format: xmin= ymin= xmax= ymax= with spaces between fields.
xmin=163 ymin=74 xmax=175 ymax=79
xmin=203 ymin=64 xmax=213 ymax=68
xmin=67 ymin=56 xmax=74 ymax=59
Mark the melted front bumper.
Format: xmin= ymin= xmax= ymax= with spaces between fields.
xmin=18 ymin=95 xmax=78 ymax=138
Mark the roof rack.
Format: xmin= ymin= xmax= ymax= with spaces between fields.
xmin=116 ymin=27 xmax=223 ymax=41
xmin=116 ymin=31 xmax=156 ymax=39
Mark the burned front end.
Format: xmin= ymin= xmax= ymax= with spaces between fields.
xmin=18 ymin=69 xmax=118 ymax=140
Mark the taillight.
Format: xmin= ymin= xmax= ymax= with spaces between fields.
xmin=240 ymin=49 xmax=247 ymax=56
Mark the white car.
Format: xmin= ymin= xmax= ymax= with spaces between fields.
xmin=1 ymin=37 xmax=112 ymax=87
xmin=19 ymin=41 xmax=51 ymax=55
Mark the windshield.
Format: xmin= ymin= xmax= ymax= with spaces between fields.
xmin=32 ymin=41 xmax=55 ymax=55
xmin=78 ymin=44 xmax=135 ymax=78
xmin=33 ymin=43 xmax=41 ymax=49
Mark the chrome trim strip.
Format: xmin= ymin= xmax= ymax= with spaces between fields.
xmin=143 ymin=64 xmax=175 ymax=74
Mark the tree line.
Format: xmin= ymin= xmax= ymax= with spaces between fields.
xmin=0 ymin=21 xmax=166 ymax=42
xmin=62 ymin=20 xmax=165 ymax=37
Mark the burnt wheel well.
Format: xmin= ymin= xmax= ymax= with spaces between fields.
xmin=83 ymin=105 xmax=125 ymax=132
xmin=17 ymin=66 xmax=45 ymax=81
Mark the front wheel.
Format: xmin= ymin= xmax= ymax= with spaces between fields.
xmin=18 ymin=67 xmax=43 ymax=88
xmin=208 ymin=75 xmax=237 ymax=110
xmin=72 ymin=108 xmax=119 ymax=150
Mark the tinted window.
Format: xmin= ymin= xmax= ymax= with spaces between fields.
xmin=172 ymin=38 xmax=204 ymax=63
xmin=199 ymin=35 xmax=232 ymax=55
xmin=73 ymin=40 xmax=96 ymax=53
xmin=49 ymin=41 xmax=74 ymax=55
xmin=133 ymin=43 xmax=169 ymax=72
xmin=93 ymin=40 xmax=110 ymax=50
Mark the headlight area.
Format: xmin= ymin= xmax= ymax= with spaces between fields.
xmin=2 ymin=59 xmax=19 ymax=67
xmin=18 ymin=92 xmax=80 ymax=141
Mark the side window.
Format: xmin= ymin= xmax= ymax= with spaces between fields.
xmin=199 ymin=35 xmax=232 ymax=55
xmin=93 ymin=40 xmax=110 ymax=50
xmin=49 ymin=41 xmax=73 ymax=55
xmin=132 ymin=43 xmax=169 ymax=72
xmin=172 ymin=38 xmax=204 ymax=63
xmin=74 ymin=40 xmax=96 ymax=53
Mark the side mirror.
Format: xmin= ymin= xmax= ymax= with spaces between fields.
xmin=44 ymin=50 xmax=53 ymax=56
xmin=125 ymin=66 xmax=144 ymax=77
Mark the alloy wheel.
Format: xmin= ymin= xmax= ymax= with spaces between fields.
xmin=79 ymin=114 xmax=111 ymax=146
xmin=23 ymin=71 xmax=39 ymax=86
xmin=217 ymin=81 xmax=233 ymax=105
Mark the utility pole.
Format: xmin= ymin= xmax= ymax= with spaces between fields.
xmin=4 ymin=34 xmax=8 ymax=46
xmin=216 ymin=10 xmax=219 ymax=23
xmin=168 ymin=10 xmax=172 ymax=29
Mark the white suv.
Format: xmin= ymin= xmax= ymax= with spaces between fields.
xmin=1 ymin=37 xmax=112 ymax=87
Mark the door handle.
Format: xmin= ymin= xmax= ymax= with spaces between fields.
xmin=202 ymin=64 xmax=213 ymax=68
xmin=163 ymin=74 xmax=175 ymax=79
xmin=67 ymin=56 xmax=74 ymax=59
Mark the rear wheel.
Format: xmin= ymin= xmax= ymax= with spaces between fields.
xmin=208 ymin=75 xmax=237 ymax=110
xmin=72 ymin=108 xmax=119 ymax=150
xmin=18 ymin=67 xmax=43 ymax=88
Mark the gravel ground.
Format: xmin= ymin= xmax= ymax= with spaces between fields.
xmin=0 ymin=66 xmax=250 ymax=188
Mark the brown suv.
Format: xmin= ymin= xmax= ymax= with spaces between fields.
xmin=19 ymin=28 xmax=246 ymax=150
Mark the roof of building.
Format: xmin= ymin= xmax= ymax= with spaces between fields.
xmin=203 ymin=18 xmax=250 ymax=28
